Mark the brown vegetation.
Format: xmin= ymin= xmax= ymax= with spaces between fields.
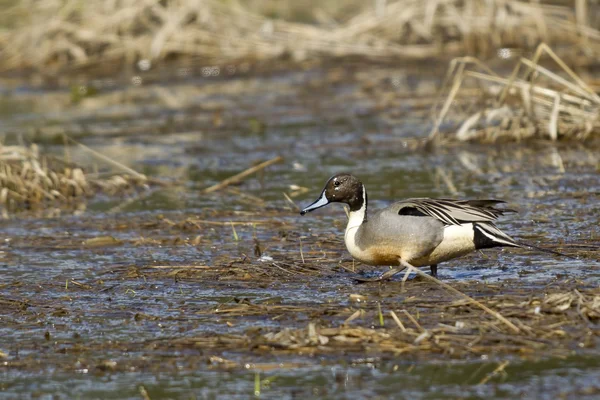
xmin=100 ymin=239 xmax=600 ymax=359
xmin=429 ymin=44 xmax=600 ymax=142
xmin=0 ymin=142 xmax=147 ymax=215
xmin=0 ymin=0 xmax=598 ymax=72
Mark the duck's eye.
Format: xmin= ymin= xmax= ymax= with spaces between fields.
xmin=334 ymin=181 xmax=340 ymax=187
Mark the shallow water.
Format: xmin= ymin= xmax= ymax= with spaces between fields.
xmin=0 ymin=64 xmax=599 ymax=399
xmin=4 ymin=354 xmax=600 ymax=400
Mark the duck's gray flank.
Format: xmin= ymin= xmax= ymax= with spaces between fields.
xmin=300 ymin=173 xmax=524 ymax=279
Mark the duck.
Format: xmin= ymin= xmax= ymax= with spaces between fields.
xmin=300 ymin=173 xmax=524 ymax=281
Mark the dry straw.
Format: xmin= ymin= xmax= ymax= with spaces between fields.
xmin=0 ymin=140 xmax=147 ymax=214
xmin=0 ymin=0 xmax=598 ymax=71
xmin=428 ymin=43 xmax=600 ymax=142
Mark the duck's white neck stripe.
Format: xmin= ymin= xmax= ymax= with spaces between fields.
xmin=347 ymin=184 xmax=367 ymax=230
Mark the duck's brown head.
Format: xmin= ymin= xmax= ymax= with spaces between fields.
xmin=300 ymin=173 xmax=366 ymax=215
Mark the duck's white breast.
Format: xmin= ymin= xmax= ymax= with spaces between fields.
xmin=344 ymin=204 xmax=372 ymax=263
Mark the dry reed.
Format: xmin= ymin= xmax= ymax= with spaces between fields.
xmin=254 ymin=287 xmax=599 ymax=357
xmin=429 ymin=43 xmax=600 ymax=141
xmin=0 ymin=0 xmax=598 ymax=72
xmin=0 ymin=143 xmax=147 ymax=213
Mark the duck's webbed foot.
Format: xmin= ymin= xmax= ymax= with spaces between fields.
xmin=430 ymin=264 xmax=438 ymax=278
xmin=352 ymin=265 xmax=407 ymax=283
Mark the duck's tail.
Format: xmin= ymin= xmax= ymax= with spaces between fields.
xmin=473 ymin=222 xmax=575 ymax=259
xmin=516 ymin=240 xmax=576 ymax=259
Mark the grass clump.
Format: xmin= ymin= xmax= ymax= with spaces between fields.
xmin=428 ymin=43 xmax=600 ymax=142
xmin=0 ymin=143 xmax=147 ymax=215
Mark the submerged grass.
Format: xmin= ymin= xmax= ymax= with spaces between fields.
xmin=141 ymin=259 xmax=598 ymax=359
xmin=51 ymin=262 xmax=600 ymax=359
xmin=126 ymin=212 xmax=598 ymax=359
xmin=0 ymin=207 xmax=597 ymax=379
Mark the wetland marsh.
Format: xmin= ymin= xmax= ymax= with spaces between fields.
xmin=0 ymin=60 xmax=598 ymax=399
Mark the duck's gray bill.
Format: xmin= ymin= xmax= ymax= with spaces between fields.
xmin=300 ymin=191 xmax=329 ymax=215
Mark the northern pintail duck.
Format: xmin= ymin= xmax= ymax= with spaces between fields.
xmin=300 ymin=173 xmax=523 ymax=280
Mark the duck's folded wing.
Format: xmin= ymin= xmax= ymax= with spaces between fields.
xmin=395 ymin=198 xmax=515 ymax=226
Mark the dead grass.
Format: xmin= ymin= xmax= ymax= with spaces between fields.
xmin=0 ymin=142 xmax=148 ymax=214
xmin=122 ymin=220 xmax=599 ymax=358
xmin=122 ymin=219 xmax=599 ymax=358
xmin=0 ymin=0 xmax=598 ymax=72
xmin=152 ymin=269 xmax=599 ymax=358
xmin=429 ymin=43 xmax=600 ymax=142
xmin=1 ymin=209 xmax=597 ymax=374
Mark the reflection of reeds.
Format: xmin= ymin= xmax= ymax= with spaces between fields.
xmin=0 ymin=143 xmax=147 ymax=214
xmin=429 ymin=43 xmax=600 ymax=142
xmin=0 ymin=0 xmax=598 ymax=71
